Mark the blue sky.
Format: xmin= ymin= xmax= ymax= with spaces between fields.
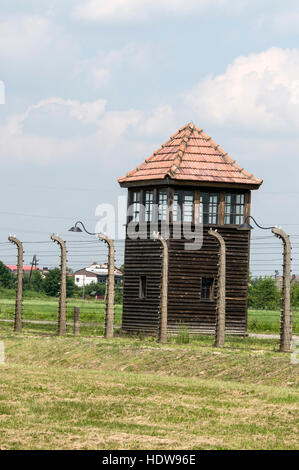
xmin=0 ymin=0 xmax=299 ymax=274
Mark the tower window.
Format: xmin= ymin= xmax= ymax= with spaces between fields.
xmin=225 ymin=193 xmax=245 ymax=225
xmin=132 ymin=191 xmax=141 ymax=222
xmin=200 ymin=192 xmax=219 ymax=224
xmin=139 ymin=276 xmax=147 ymax=299
xmin=145 ymin=191 xmax=154 ymax=222
xmin=173 ymin=190 xmax=194 ymax=222
xmin=158 ymin=190 xmax=168 ymax=221
xmin=201 ymin=277 xmax=214 ymax=300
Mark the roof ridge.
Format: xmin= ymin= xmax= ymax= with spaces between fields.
xmin=118 ymin=122 xmax=263 ymax=187
xmin=168 ymin=123 xmax=195 ymax=177
xmin=198 ymin=129 xmax=262 ymax=184
xmin=118 ymin=124 xmax=190 ymax=181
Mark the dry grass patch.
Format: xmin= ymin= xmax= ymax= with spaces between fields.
xmin=0 ymin=333 xmax=298 ymax=450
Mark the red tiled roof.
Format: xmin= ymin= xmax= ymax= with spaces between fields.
xmin=6 ymin=265 xmax=40 ymax=271
xmin=118 ymin=122 xmax=263 ymax=187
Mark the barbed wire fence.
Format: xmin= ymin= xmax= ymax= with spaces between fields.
xmin=0 ymin=237 xmax=125 ymax=336
xmin=0 ymin=233 xmax=298 ymax=341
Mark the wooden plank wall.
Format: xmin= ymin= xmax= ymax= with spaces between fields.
xmin=168 ymin=227 xmax=250 ymax=335
xmin=122 ymin=226 xmax=250 ymax=336
xmin=122 ymin=238 xmax=162 ymax=333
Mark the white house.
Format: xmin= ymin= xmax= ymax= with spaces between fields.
xmin=74 ymin=262 xmax=123 ymax=287
xmin=74 ymin=268 xmax=98 ymax=288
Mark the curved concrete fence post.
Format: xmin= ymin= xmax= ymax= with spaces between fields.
xmin=208 ymin=229 xmax=226 ymax=348
xmin=51 ymin=234 xmax=67 ymax=336
xmin=8 ymin=236 xmax=24 ymax=332
xmin=98 ymin=233 xmax=115 ymax=339
xmin=153 ymin=232 xmax=168 ymax=343
xmin=272 ymin=228 xmax=292 ymax=353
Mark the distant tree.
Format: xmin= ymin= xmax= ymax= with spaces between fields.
xmin=43 ymin=268 xmax=75 ymax=297
xmin=248 ymin=276 xmax=281 ymax=310
xmin=30 ymin=270 xmax=44 ymax=292
xmin=23 ymin=271 xmax=44 ymax=291
xmin=291 ymin=282 xmax=299 ymax=309
xmin=84 ymin=282 xmax=106 ymax=297
xmin=0 ymin=261 xmax=15 ymax=289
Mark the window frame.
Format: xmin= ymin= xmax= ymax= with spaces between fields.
xmin=139 ymin=275 xmax=147 ymax=299
xmin=200 ymin=276 xmax=215 ymax=301
xmin=199 ymin=192 xmax=220 ymax=225
xmin=144 ymin=190 xmax=154 ymax=222
xmin=131 ymin=190 xmax=141 ymax=222
xmin=224 ymin=193 xmax=245 ymax=225
xmin=173 ymin=190 xmax=194 ymax=223
xmin=158 ymin=189 xmax=168 ymax=221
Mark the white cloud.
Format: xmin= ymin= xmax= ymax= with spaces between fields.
xmin=4 ymin=97 xmax=107 ymax=136
xmin=0 ymin=15 xmax=54 ymax=60
xmin=0 ymin=96 xmax=175 ymax=164
xmin=136 ymin=105 xmax=178 ymax=138
xmin=73 ymin=0 xmax=249 ymax=22
xmin=186 ymin=47 xmax=299 ymax=132
xmin=76 ymin=43 xmax=152 ymax=90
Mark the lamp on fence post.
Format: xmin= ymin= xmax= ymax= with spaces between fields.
xmin=237 ymin=217 xmax=293 ymax=353
xmin=68 ymin=221 xmax=115 ymax=339
xmin=237 ymin=216 xmax=275 ymax=231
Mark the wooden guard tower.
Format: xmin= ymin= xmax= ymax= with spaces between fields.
xmin=118 ymin=122 xmax=263 ymax=335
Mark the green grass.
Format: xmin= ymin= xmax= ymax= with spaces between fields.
xmin=0 ymin=333 xmax=298 ymax=450
xmin=0 ymin=298 xmax=122 ymax=323
xmin=248 ymin=309 xmax=299 ymax=334
xmin=0 ymin=296 xmax=298 ymax=335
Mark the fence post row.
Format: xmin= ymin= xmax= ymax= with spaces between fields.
xmin=153 ymin=232 xmax=168 ymax=343
xmin=98 ymin=233 xmax=115 ymax=339
xmin=50 ymin=234 xmax=67 ymax=336
xmin=8 ymin=236 xmax=23 ymax=332
xmin=208 ymin=229 xmax=226 ymax=348
xmin=272 ymin=228 xmax=293 ymax=353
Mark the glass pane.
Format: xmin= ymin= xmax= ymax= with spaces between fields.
xmin=173 ymin=192 xmax=179 ymax=222
xmin=145 ymin=191 xmax=153 ymax=222
xmin=200 ymin=192 xmax=219 ymax=224
xmin=158 ymin=190 xmax=168 ymax=221
xmin=132 ymin=191 xmax=140 ymax=222
xmin=201 ymin=277 xmax=214 ymax=300
xmin=183 ymin=192 xmax=194 ymax=222
xmin=225 ymin=193 xmax=245 ymax=225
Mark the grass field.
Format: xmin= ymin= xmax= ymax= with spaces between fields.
xmin=0 ymin=298 xmax=298 ymax=335
xmin=0 ymin=298 xmax=122 ymax=335
xmin=0 ymin=296 xmax=298 ymax=450
xmin=0 ymin=332 xmax=298 ymax=450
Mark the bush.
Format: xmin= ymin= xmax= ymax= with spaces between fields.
xmin=291 ymin=282 xmax=299 ymax=309
xmin=248 ymin=276 xmax=281 ymax=310
xmin=43 ymin=268 xmax=75 ymax=298
xmin=0 ymin=262 xmax=15 ymax=289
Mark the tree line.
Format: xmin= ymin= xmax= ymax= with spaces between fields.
xmin=249 ymin=276 xmax=299 ymax=310
xmin=0 ymin=261 xmax=123 ymax=302
xmin=1 ymin=260 xmax=298 ymax=309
